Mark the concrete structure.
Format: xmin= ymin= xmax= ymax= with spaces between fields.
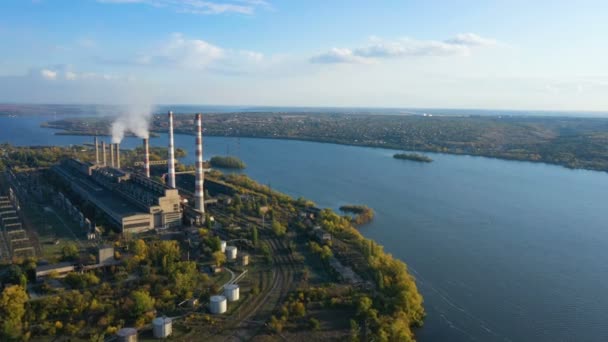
xmin=35 ymin=262 xmax=75 ymax=280
xmin=167 ymin=111 xmax=176 ymax=188
xmin=143 ymin=138 xmax=150 ymax=178
xmin=98 ymin=246 xmax=114 ymax=264
xmin=241 ymin=254 xmax=249 ymax=266
xmin=220 ymin=240 xmax=227 ymax=253
xmin=116 ymin=327 xmax=138 ymax=342
xmin=110 ymin=142 xmax=115 ymax=167
xmin=94 ymin=136 xmax=99 ymax=164
xmin=210 ymin=295 xmax=227 ymax=314
xmin=116 ymin=143 xmax=121 ymax=169
xmin=52 ymin=159 xmax=182 ymax=233
xmin=224 ymin=284 xmax=240 ymax=302
xmin=194 ymin=113 xmax=205 ymax=213
xmin=102 ymin=141 xmax=107 ymax=166
xmin=225 ymin=246 xmax=237 ymax=260
xmin=152 ymin=317 xmax=172 ymax=339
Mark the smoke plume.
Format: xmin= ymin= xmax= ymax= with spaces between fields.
xmin=110 ymin=103 xmax=153 ymax=143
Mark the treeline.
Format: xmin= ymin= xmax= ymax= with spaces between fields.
xmin=339 ymin=205 xmax=375 ymax=225
xmin=318 ymin=210 xmax=425 ymax=341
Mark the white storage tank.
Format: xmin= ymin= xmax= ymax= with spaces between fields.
xmin=152 ymin=317 xmax=172 ymax=339
xmin=224 ymin=284 xmax=240 ymax=302
xmin=220 ymin=240 xmax=227 ymax=253
xmin=225 ymin=246 xmax=237 ymax=260
xmin=210 ymin=295 xmax=227 ymax=314
xmin=116 ymin=327 xmax=138 ymax=342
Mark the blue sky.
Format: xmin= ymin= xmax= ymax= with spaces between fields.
xmin=1 ymin=0 xmax=607 ymax=110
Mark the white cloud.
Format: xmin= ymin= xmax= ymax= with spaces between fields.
xmin=311 ymin=33 xmax=498 ymax=64
xmin=96 ymin=0 xmax=270 ymax=15
xmin=40 ymin=69 xmax=57 ymax=80
xmin=149 ymin=33 xmax=224 ymax=69
xmin=309 ymin=48 xmax=372 ymax=64
xmin=240 ymin=50 xmax=264 ymax=62
xmin=65 ymin=71 xmax=78 ymax=80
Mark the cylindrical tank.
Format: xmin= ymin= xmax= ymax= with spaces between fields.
xmin=220 ymin=240 xmax=227 ymax=253
xmin=210 ymin=295 xmax=227 ymax=314
xmin=116 ymin=327 xmax=138 ymax=342
xmin=224 ymin=284 xmax=240 ymax=302
xmin=241 ymin=254 xmax=249 ymax=266
xmin=153 ymin=317 xmax=172 ymax=339
xmin=225 ymin=246 xmax=237 ymax=260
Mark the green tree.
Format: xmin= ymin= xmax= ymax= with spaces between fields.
xmin=132 ymin=239 xmax=148 ymax=260
xmin=252 ymin=227 xmax=259 ymax=247
xmin=0 ymin=285 xmax=28 ymax=340
xmin=61 ymin=243 xmax=79 ymax=261
xmin=212 ymin=251 xmax=226 ymax=267
xmin=130 ymin=290 xmax=155 ymax=319
xmin=271 ymin=220 xmax=286 ymax=237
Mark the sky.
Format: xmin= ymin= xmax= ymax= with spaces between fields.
xmin=0 ymin=0 xmax=607 ymax=111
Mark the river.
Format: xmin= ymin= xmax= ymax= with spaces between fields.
xmin=2 ymin=115 xmax=608 ymax=341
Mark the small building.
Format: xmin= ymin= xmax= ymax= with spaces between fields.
xmin=116 ymin=327 xmax=138 ymax=342
xmin=35 ymin=262 xmax=75 ymax=281
xmin=97 ymin=246 xmax=114 ymax=264
xmin=152 ymin=317 xmax=172 ymax=339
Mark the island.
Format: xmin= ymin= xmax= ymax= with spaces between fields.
xmin=339 ymin=204 xmax=375 ymax=225
xmin=393 ymin=153 xmax=433 ymax=163
xmin=209 ymin=155 xmax=246 ymax=169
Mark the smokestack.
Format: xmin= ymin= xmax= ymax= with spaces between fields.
xmin=194 ymin=113 xmax=205 ymax=213
xmin=110 ymin=143 xmax=115 ymax=167
xmin=167 ymin=111 xmax=176 ymax=188
xmin=116 ymin=143 xmax=121 ymax=169
xmin=143 ymin=138 xmax=150 ymax=178
xmin=94 ymin=136 xmax=99 ymax=165
xmin=102 ymin=141 xmax=107 ymax=166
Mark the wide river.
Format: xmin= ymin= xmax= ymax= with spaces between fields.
xmin=2 ymin=115 xmax=608 ymax=341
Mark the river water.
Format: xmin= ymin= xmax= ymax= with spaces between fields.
xmin=2 ymin=115 xmax=608 ymax=341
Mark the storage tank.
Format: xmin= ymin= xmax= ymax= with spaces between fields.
xmin=220 ymin=240 xmax=227 ymax=253
xmin=210 ymin=295 xmax=227 ymax=314
xmin=241 ymin=254 xmax=249 ymax=266
xmin=224 ymin=284 xmax=240 ymax=302
xmin=153 ymin=317 xmax=172 ymax=339
xmin=225 ymin=246 xmax=237 ymax=260
xmin=116 ymin=327 xmax=138 ymax=342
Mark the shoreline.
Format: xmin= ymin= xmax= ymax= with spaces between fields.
xmin=42 ymin=127 xmax=608 ymax=174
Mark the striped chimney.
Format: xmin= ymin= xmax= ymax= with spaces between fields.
xmin=116 ymin=143 xmax=121 ymax=169
xmin=143 ymin=138 xmax=150 ymax=178
xmin=102 ymin=141 xmax=107 ymax=166
xmin=94 ymin=136 xmax=99 ymax=164
xmin=110 ymin=143 xmax=115 ymax=167
xmin=194 ymin=113 xmax=205 ymax=213
xmin=167 ymin=111 xmax=176 ymax=188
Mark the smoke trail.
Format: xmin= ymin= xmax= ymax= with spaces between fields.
xmin=110 ymin=102 xmax=153 ymax=143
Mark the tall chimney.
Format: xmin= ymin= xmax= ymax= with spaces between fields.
xmin=102 ymin=141 xmax=107 ymax=166
xmin=110 ymin=143 xmax=115 ymax=167
xmin=143 ymin=138 xmax=150 ymax=178
xmin=116 ymin=143 xmax=121 ymax=169
xmin=94 ymin=136 xmax=99 ymax=164
xmin=194 ymin=113 xmax=205 ymax=213
xmin=167 ymin=111 xmax=176 ymax=188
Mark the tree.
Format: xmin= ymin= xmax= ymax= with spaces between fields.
xmin=130 ymin=290 xmax=155 ymax=319
xmin=272 ymin=220 xmax=286 ymax=237
xmin=61 ymin=243 xmax=79 ymax=261
xmin=309 ymin=317 xmax=321 ymax=331
xmin=212 ymin=251 xmax=226 ymax=267
xmin=349 ymin=319 xmax=360 ymax=342
xmin=252 ymin=227 xmax=259 ymax=247
xmin=260 ymin=243 xmax=272 ymax=264
xmin=205 ymin=214 xmax=212 ymax=229
xmin=132 ymin=239 xmax=148 ymax=260
xmin=0 ymin=285 xmax=28 ymax=340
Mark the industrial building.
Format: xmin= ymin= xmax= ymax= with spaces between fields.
xmin=49 ymin=112 xmax=211 ymax=233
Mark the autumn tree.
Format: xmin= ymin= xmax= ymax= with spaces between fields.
xmin=212 ymin=251 xmax=226 ymax=267
xmin=0 ymin=285 xmax=28 ymax=340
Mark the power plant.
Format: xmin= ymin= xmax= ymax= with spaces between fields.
xmin=50 ymin=112 xmax=208 ymax=233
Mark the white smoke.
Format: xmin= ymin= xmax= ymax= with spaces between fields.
xmin=110 ymin=103 xmax=153 ymax=143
